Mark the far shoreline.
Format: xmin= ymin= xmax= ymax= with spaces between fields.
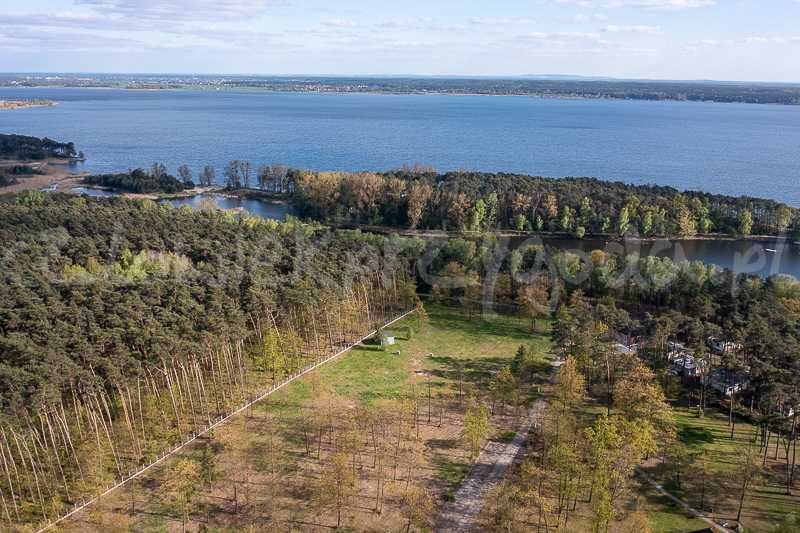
xmin=2 ymin=84 xmax=797 ymax=107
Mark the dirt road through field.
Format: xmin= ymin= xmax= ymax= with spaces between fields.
xmin=436 ymin=359 xmax=559 ymax=532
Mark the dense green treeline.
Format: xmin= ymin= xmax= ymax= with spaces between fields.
xmin=2 ymin=190 xmax=796 ymax=421
xmin=292 ymin=169 xmax=799 ymax=238
xmin=417 ymin=233 xmax=799 ymax=430
xmin=0 ymin=192 xmax=422 ymax=414
xmin=0 ymin=133 xmax=77 ymax=160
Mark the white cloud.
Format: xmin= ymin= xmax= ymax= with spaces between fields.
xmin=0 ymin=26 xmax=146 ymax=52
xmin=74 ymin=0 xmax=287 ymax=22
xmin=604 ymin=25 xmax=661 ymax=33
xmin=525 ymin=31 xmax=600 ymax=39
xmin=689 ymin=35 xmax=800 ymax=47
xmin=744 ymin=35 xmax=800 ymax=45
xmin=554 ymin=0 xmax=714 ymax=10
xmin=468 ymin=16 xmax=536 ymax=26
xmin=519 ymin=31 xmax=601 ymax=43
xmin=376 ymin=17 xmax=433 ymax=30
xmin=686 ymin=38 xmax=737 ymax=47
xmin=570 ymin=13 xmax=609 ymax=22
xmin=0 ymin=8 xmax=288 ymax=54
xmin=320 ymin=18 xmax=359 ymax=28
xmin=0 ymin=12 xmax=108 ymax=28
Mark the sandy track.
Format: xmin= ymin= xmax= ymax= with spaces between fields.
xmin=436 ymin=360 xmax=559 ymax=532
xmin=0 ymin=160 xmax=86 ymax=194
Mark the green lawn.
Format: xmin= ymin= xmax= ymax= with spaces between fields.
xmin=640 ymin=480 xmax=708 ymax=533
xmin=647 ymin=405 xmax=799 ymax=532
xmin=266 ymin=303 xmax=552 ymax=407
xmin=674 ymin=406 xmax=752 ymax=472
xmin=259 ymin=303 xmax=553 ymax=489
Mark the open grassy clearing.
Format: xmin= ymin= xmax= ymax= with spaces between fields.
xmin=634 ymin=483 xmax=708 ymax=533
xmin=60 ymin=304 xmax=552 ymax=532
xmin=643 ymin=404 xmax=800 ymax=532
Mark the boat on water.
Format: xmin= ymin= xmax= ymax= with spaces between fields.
xmin=765 ymin=248 xmax=777 ymax=253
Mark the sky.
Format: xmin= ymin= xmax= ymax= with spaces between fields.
xmin=1 ymin=0 xmax=799 ymax=82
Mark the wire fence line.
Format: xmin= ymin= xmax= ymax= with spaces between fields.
xmin=36 ymin=308 xmax=416 ymax=533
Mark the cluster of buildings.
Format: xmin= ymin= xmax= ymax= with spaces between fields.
xmin=613 ymin=332 xmax=797 ymax=417
xmin=607 ymin=330 xmax=751 ymax=399
xmin=667 ymin=338 xmax=748 ymax=397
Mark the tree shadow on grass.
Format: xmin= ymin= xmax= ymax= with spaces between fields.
xmin=521 ymin=359 xmax=554 ymax=384
xmin=678 ymin=425 xmax=715 ymax=448
xmin=427 ymin=438 xmax=459 ymax=451
xmin=431 ymin=453 xmax=471 ymax=492
xmin=427 ymin=307 xmax=531 ymax=342
xmin=630 ymin=479 xmax=708 ymax=532
xmin=428 ymin=355 xmax=508 ymax=386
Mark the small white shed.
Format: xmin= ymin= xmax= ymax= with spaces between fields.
xmin=382 ymin=336 xmax=396 ymax=346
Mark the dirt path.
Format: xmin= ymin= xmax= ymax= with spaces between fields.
xmin=437 ymin=352 xmax=735 ymax=533
xmin=436 ymin=360 xmax=559 ymax=532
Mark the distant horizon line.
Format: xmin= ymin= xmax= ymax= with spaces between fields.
xmin=2 ymin=71 xmax=799 ymax=86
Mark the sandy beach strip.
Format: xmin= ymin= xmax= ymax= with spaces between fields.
xmin=0 ymin=160 xmax=87 ymax=194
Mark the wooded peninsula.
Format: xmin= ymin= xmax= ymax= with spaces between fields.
xmin=0 ymin=133 xmax=77 ymax=161
xmin=71 ymin=161 xmax=800 ymax=240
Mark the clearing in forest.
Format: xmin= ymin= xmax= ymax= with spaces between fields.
xmin=61 ymin=303 xmax=553 ymax=532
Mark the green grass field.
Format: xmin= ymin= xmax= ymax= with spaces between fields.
xmin=267 ymin=303 xmax=551 ymax=406
xmin=658 ymin=405 xmax=799 ymax=532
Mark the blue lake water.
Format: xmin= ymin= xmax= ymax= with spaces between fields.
xmin=66 ymin=187 xmax=291 ymax=218
xmin=68 ymin=186 xmax=116 ymax=197
xmin=165 ymin=194 xmax=290 ymax=220
xmin=2 ymin=87 xmax=800 ymax=205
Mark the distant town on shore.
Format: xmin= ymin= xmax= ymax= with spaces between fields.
xmin=3 ymin=73 xmax=800 ymax=105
